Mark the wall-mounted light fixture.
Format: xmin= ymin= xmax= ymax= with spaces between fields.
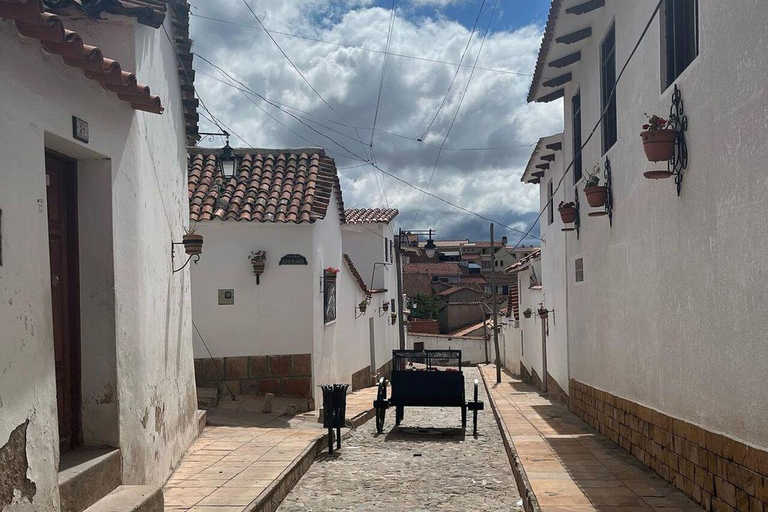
xmin=218 ymin=138 xmax=239 ymax=180
xmin=172 ymin=230 xmax=203 ymax=273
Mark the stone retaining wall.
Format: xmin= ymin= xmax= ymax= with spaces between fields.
xmin=570 ymin=379 xmax=768 ymax=512
xmin=195 ymin=353 xmax=312 ymax=398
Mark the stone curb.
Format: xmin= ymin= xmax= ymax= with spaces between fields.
xmin=478 ymin=365 xmax=542 ymax=512
xmin=246 ymin=407 xmax=376 ymax=512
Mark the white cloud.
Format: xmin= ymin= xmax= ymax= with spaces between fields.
xmin=190 ymin=0 xmax=562 ymax=241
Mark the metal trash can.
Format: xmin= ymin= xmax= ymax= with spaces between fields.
xmin=321 ymin=384 xmax=349 ymax=453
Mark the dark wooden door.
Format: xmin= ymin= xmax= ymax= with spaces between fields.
xmin=46 ymin=152 xmax=81 ymax=453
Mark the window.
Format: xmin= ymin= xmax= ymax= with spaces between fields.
xmin=324 ymin=273 xmax=337 ymax=323
xmin=384 ymin=237 xmax=389 ymax=262
xmin=502 ymin=285 xmax=509 ymax=295
xmin=390 ymin=240 xmax=394 ymax=263
xmin=547 ymin=180 xmax=554 ymax=225
xmin=601 ymin=25 xmax=617 ymax=153
xmin=664 ymin=0 xmax=698 ymax=87
xmin=482 ymin=260 xmax=492 ymax=269
xmin=572 ymin=92 xmax=583 ymax=183
xmin=575 ymin=258 xmax=584 ymax=282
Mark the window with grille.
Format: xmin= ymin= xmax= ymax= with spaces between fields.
xmin=601 ymin=25 xmax=617 ymax=154
xmin=572 ymin=92 xmax=583 ymax=183
xmin=664 ymin=0 xmax=698 ymax=87
xmin=547 ymin=180 xmax=554 ymax=225
xmin=575 ymin=258 xmax=584 ymax=283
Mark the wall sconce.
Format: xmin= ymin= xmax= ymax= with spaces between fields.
xmin=172 ymin=231 xmax=203 ymax=273
xmin=356 ymin=296 xmax=371 ymax=319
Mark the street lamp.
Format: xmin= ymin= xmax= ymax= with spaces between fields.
xmin=218 ymin=138 xmax=238 ymax=179
xmin=424 ymin=229 xmax=436 ymax=259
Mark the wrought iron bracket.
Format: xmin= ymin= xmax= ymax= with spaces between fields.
xmin=587 ymin=157 xmax=614 ymax=225
xmin=667 ymin=84 xmax=688 ymax=196
xmin=171 ymin=241 xmax=199 ymax=273
xmin=574 ymin=189 xmax=581 ymax=238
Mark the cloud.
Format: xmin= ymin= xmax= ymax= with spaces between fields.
xmin=190 ymin=0 xmax=561 ymax=242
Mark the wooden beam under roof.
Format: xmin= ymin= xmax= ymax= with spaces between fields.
xmin=535 ymin=163 xmax=550 ymax=170
xmin=566 ymin=0 xmax=605 ymax=15
xmin=532 ymin=171 xmax=545 ymax=178
xmin=546 ymin=142 xmax=563 ymax=151
xmin=549 ymin=51 xmax=581 ymax=69
xmin=542 ymin=72 xmax=572 ymax=88
xmin=537 ymin=89 xmax=564 ymax=103
xmin=555 ymin=27 xmax=592 ymax=45
xmin=541 ymin=154 xmax=556 ymax=162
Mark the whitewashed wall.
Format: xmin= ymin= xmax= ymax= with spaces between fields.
xmin=0 ymin=12 xmax=197 ymax=506
xmin=504 ymin=268 xmax=544 ymax=381
xmin=190 ymin=222 xmax=314 ymax=359
xmin=406 ymin=334 xmax=494 ymax=366
xmin=550 ymin=1 xmax=768 ymax=449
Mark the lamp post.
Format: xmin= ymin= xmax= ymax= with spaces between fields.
xmin=395 ymin=227 xmax=436 ymax=349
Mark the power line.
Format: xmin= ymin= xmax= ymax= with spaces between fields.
xmin=188 ymin=12 xmax=536 ymax=78
xmin=193 ymin=53 xmax=540 ymax=241
xmin=509 ymin=0 xmax=665 ymax=253
xmin=418 ymin=0 xmax=487 ymax=141
xmin=411 ymin=0 xmax=499 ymax=229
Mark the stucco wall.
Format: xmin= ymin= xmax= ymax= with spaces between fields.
xmin=190 ymin=221 xmax=314 ymax=359
xmin=504 ymin=269 xmax=543 ymax=382
xmin=0 ymin=12 xmax=197 ymax=507
xmin=406 ymin=334 xmax=494 ymax=365
xmin=551 ymin=1 xmax=768 ymax=449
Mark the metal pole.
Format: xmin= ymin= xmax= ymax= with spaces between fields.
xmin=481 ymin=304 xmax=489 ymax=364
xmin=396 ymin=228 xmax=406 ymax=350
xmin=490 ymin=223 xmax=501 ymax=384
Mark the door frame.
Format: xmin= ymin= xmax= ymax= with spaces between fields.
xmin=46 ymin=148 xmax=83 ymax=451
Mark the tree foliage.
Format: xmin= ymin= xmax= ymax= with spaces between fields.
xmin=409 ymin=293 xmax=441 ymax=320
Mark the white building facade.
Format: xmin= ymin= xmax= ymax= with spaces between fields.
xmin=523 ymin=1 xmax=768 ymax=509
xmin=0 ymin=1 xmax=200 ymax=510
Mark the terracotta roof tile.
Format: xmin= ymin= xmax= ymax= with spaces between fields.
xmin=0 ymin=0 xmax=162 ymax=113
xmin=344 ymin=208 xmax=399 ymax=224
xmin=527 ymin=0 xmax=564 ymax=103
xmin=438 ymin=285 xmax=482 ymax=297
xmin=343 ymin=254 xmax=369 ymax=295
xmin=505 ymin=249 xmax=541 ymax=273
xmin=403 ymin=262 xmax=465 ymax=277
xmin=403 ymin=273 xmax=433 ymax=298
xmin=188 ymin=148 xmax=344 ymax=224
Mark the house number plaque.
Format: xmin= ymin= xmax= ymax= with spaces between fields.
xmin=279 ymin=254 xmax=308 ymax=265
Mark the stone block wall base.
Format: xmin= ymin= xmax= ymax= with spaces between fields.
xmin=570 ymin=379 xmax=768 ymax=512
xmin=546 ymin=372 xmax=569 ymax=408
xmin=195 ymin=353 xmax=312 ymax=398
xmin=375 ymin=359 xmax=393 ymax=381
xmin=351 ymin=365 xmax=371 ymax=391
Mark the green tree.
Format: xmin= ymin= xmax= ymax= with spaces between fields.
xmin=409 ymin=293 xmax=441 ymax=320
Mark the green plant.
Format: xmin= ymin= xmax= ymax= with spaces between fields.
xmin=584 ymin=163 xmax=601 ymax=188
xmin=642 ymin=113 xmax=672 ymax=133
xmin=409 ymin=293 xmax=441 ymax=320
xmin=558 ymin=201 xmax=576 ymax=209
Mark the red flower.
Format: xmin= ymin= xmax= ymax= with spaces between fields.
xmin=642 ymin=124 xmax=649 ymax=130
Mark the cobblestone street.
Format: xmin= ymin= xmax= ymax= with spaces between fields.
xmin=278 ymin=368 xmax=522 ymax=511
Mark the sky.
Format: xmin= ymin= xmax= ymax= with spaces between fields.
xmin=189 ymin=0 xmax=563 ymax=243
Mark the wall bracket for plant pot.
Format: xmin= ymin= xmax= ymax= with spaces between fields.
xmin=645 ymin=85 xmax=688 ymax=195
xmin=171 ymin=234 xmax=203 ymax=273
xmin=587 ymin=157 xmax=614 ymax=225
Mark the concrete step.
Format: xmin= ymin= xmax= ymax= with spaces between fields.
xmin=83 ymin=485 xmax=162 ymax=512
xmin=196 ymin=409 xmax=207 ymax=435
xmin=197 ymin=387 xmax=219 ymax=409
xmin=58 ymin=447 xmax=121 ymax=512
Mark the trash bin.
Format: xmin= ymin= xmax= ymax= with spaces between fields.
xmin=321 ymin=383 xmax=349 ymax=453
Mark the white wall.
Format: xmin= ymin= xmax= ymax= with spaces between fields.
xmin=406 ymin=333 xmax=495 ymax=366
xmin=546 ymin=1 xmax=768 ymax=449
xmin=190 ymin=221 xmax=314 ymax=358
xmin=0 ymin=13 xmax=197 ymax=504
xmin=504 ymin=268 xmax=544 ymax=381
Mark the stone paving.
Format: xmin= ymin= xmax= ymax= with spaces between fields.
xmin=163 ymin=385 xmax=379 ymax=512
xmin=479 ymin=365 xmax=704 ymax=512
xmin=277 ymin=367 xmax=523 ymax=511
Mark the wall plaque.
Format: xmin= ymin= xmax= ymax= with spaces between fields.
xmin=279 ymin=254 xmax=308 ymax=265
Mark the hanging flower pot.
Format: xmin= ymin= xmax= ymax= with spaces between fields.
xmin=324 ymin=267 xmax=340 ymax=280
xmin=390 ymin=312 xmax=398 ymax=325
xmin=248 ymin=250 xmax=267 ymax=283
xmin=557 ymin=201 xmax=577 ymax=224
xmin=640 ymin=114 xmax=676 ymax=162
xmin=537 ymin=307 xmax=549 ymax=319
xmin=522 ymin=308 xmax=532 ymax=319
xmin=584 ymin=186 xmax=608 ymax=207
xmin=182 ymin=233 xmax=204 ymax=256
xmin=358 ymin=300 xmax=368 ymax=314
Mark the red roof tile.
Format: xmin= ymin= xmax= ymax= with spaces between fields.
xmin=187 ymin=148 xmax=344 ymax=224
xmin=403 ymin=262 xmax=465 ymax=277
xmin=343 ymin=254 xmax=369 ymax=296
xmin=0 ymin=0 xmax=163 ymax=113
xmin=527 ymin=0 xmax=564 ymax=103
xmin=344 ymin=208 xmax=399 ymax=224
xmin=505 ymin=249 xmax=541 ymax=273
xmin=438 ymin=285 xmax=482 ymax=297
xmin=403 ymin=273 xmax=433 ymax=298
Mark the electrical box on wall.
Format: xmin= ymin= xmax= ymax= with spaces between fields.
xmin=218 ymin=289 xmax=234 ymax=305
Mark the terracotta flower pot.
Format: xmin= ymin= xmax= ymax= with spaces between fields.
xmin=251 ymin=261 xmax=265 ymax=275
xmin=584 ymin=186 xmax=608 ymax=208
xmin=558 ymin=206 xmax=577 ymax=224
xmin=640 ymin=128 xmax=677 ymax=162
xmin=182 ymin=233 xmax=203 ymax=255
xmin=538 ymin=309 xmax=549 ymax=319
xmin=523 ymin=310 xmax=532 ymax=319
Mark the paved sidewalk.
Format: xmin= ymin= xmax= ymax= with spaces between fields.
xmin=164 ymin=385 xmax=379 ymax=512
xmin=277 ymin=367 xmax=522 ymax=511
xmin=479 ymin=365 xmax=703 ymax=512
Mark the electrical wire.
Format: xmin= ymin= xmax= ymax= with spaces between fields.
xmin=410 ymin=0 xmax=500 ymax=229
xmin=418 ymin=0 xmax=487 ymax=141
xmin=508 ymin=0 xmax=665 ymax=253
xmin=188 ymin=11 xmax=536 ymax=78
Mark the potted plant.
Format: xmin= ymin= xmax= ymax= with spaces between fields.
xmin=523 ymin=307 xmax=532 ymax=319
xmin=358 ymin=300 xmax=368 ymax=314
xmin=248 ymin=250 xmax=267 ymax=282
xmin=537 ymin=305 xmax=549 ymax=319
xmin=182 ymin=226 xmax=203 ymax=256
xmin=390 ymin=311 xmax=398 ymax=325
xmin=640 ymin=114 xmax=676 ymax=162
xmin=324 ymin=266 xmax=340 ymax=280
xmin=584 ymin=164 xmax=607 ymax=208
xmin=558 ymin=201 xmax=577 ymax=224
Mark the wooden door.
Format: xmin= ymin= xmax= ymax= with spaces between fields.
xmin=46 ymin=152 xmax=81 ymax=453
